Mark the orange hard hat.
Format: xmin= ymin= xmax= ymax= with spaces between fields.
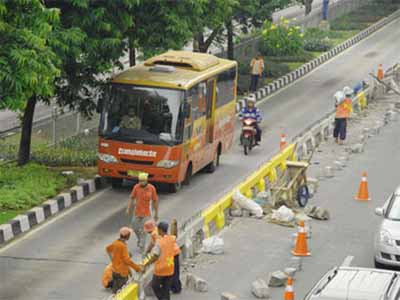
xmin=144 ymin=220 xmax=156 ymax=233
xmin=119 ymin=226 xmax=133 ymax=237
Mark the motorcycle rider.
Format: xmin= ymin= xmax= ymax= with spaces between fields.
xmin=239 ymin=97 xmax=262 ymax=145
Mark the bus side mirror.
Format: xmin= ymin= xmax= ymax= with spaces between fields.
xmin=183 ymin=103 xmax=191 ymax=118
xmin=96 ymin=98 xmax=104 ymax=114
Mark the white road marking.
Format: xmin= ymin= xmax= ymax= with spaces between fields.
xmin=341 ymin=255 xmax=354 ymax=267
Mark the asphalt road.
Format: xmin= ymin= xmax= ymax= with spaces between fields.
xmin=1 ymin=15 xmax=400 ymax=300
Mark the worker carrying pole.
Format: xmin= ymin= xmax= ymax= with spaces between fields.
xmin=141 ymin=221 xmax=180 ymax=300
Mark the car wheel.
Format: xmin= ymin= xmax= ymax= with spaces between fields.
xmin=169 ymin=182 xmax=181 ymax=193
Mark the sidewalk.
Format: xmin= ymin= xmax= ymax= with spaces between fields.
xmin=156 ymin=92 xmax=400 ymax=300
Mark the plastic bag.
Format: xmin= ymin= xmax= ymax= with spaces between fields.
xmin=271 ymin=205 xmax=295 ymax=223
xmin=201 ymin=236 xmax=224 ymax=255
xmin=232 ymin=190 xmax=263 ymax=218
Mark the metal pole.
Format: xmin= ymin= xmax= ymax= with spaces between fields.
xmin=76 ymin=112 xmax=81 ymax=135
xmin=52 ymin=106 xmax=57 ymax=146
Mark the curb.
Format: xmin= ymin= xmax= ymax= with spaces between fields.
xmin=236 ymin=9 xmax=400 ymax=112
xmin=0 ymin=176 xmax=108 ymax=245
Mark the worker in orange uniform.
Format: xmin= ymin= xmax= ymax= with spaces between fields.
xmin=333 ymin=87 xmax=353 ymax=145
xmin=377 ymin=64 xmax=384 ymax=81
xmin=126 ymin=172 xmax=159 ymax=252
xmin=141 ymin=221 xmax=178 ymax=300
xmin=144 ymin=219 xmax=159 ymax=255
xmin=106 ymin=227 xmax=142 ymax=293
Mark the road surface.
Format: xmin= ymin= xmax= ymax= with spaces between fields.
xmin=1 ymin=13 xmax=400 ymax=300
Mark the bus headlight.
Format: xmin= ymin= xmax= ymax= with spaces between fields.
xmin=157 ymin=160 xmax=179 ymax=168
xmin=97 ymin=153 xmax=118 ymax=163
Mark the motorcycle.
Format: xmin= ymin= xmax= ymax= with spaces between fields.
xmin=240 ymin=118 xmax=257 ymax=155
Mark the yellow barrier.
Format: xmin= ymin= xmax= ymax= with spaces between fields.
xmin=115 ymin=282 xmax=139 ymax=300
xmin=358 ymin=91 xmax=367 ymax=110
xmin=201 ymin=144 xmax=297 ymax=237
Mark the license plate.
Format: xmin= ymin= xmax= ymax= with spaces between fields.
xmin=127 ymin=170 xmax=140 ymax=177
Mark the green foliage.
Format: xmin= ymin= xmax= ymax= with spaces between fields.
xmin=0 ymin=163 xmax=66 ymax=210
xmin=303 ymin=38 xmax=332 ymax=52
xmin=0 ymin=0 xmax=60 ymax=111
xmin=260 ymin=18 xmax=304 ymax=57
xmin=32 ymin=135 xmax=97 ymax=167
xmin=264 ymin=61 xmax=291 ymax=78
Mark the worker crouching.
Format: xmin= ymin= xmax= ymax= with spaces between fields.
xmin=106 ymin=227 xmax=142 ymax=293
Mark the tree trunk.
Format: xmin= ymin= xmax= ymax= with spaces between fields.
xmin=17 ymin=95 xmax=37 ymax=166
xmin=305 ymin=0 xmax=313 ymax=15
xmin=195 ymin=33 xmax=207 ymax=53
xmin=226 ymin=20 xmax=234 ymax=60
xmin=128 ymin=37 xmax=136 ymax=67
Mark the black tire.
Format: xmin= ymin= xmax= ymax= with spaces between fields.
xmin=206 ymin=151 xmax=220 ymax=173
xmin=111 ymin=178 xmax=123 ymax=189
xmin=243 ymin=138 xmax=250 ymax=155
xmin=374 ymin=259 xmax=386 ymax=269
xmin=297 ymin=185 xmax=310 ymax=207
xmin=169 ymin=182 xmax=181 ymax=193
xmin=183 ymin=164 xmax=192 ymax=186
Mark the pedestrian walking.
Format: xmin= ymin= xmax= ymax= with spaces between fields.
xmin=333 ymin=88 xmax=353 ymax=145
xmin=141 ymin=221 xmax=178 ymax=300
xmin=249 ymin=53 xmax=264 ymax=92
xmin=126 ymin=172 xmax=159 ymax=252
xmin=106 ymin=227 xmax=142 ymax=293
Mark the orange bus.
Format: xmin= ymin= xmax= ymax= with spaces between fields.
xmin=97 ymin=51 xmax=237 ymax=192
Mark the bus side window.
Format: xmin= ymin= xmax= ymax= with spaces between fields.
xmin=190 ymin=84 xmax=206 ymax=120
xmin=216 ymin=67 xmax=236 ymax=108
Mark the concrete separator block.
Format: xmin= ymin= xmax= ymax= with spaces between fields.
xmin=0 ymin=224 xmax=13 ymax=243
xmin=43 ymin=199 xmax=59 ymax=215
xmin=59 ymin=193 xmax=72 ymax=208
xmin=13 ymin=215 xmax=30 ymax=233
xmin=29 ymin=207 xmax=45 ymax=224
xmin=71 ymin=185 xmax=84 ymax=201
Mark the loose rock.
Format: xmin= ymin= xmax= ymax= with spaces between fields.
xmin=221 ymin=292 xmax=238 ymax=300
xmin=267 ymin=270 xmax=288 ymax=287
xmin=284 ymin=267 xmax=297 ymax=278
xmin=185 ymin=273 xmax=208 ymax=293
xmin=305 ymin=205 xmax=330 ymax=220
xmin=286 ymin=257 xmax=303 ymax=272
xmin=251 ymin=279 xmax=270 ymax=299
xmin=229 ymin=208 xmax=243 ymax=217
xmin=324 ymin=166 xmax=334 ymax=178
xmin=349 ymin=143 xmax=364 ymax=154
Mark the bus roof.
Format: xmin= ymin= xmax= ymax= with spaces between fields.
xmin=112 ymin=51 xmax=237 ymax=90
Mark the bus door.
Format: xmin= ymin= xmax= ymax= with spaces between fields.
xmin=205 ymin=79 xmax=216 ymax=145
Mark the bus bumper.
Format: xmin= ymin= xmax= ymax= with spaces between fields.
xmin=98 ymin=161 xmax=180 ymax=184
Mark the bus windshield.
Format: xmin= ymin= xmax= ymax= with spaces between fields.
xmin=99 ymin=84 xmax=185 ymax=145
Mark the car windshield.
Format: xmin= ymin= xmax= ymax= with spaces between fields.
xmin=99 ymin=84 xmax=185 ymax=145
xmin=386 ymin=195 xmax=400 ymax=221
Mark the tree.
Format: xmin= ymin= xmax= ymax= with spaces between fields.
xmin=0 ymin=0 xmax=61 ymax=165
xmin=225 ymin=0 xmax=292 ymax=59
xmin=192 ymin=0 xmax=236 ymax=53
xmin=299 ymin=0 xmax=314 ymax=15
xmin=127 ymin=0 xmax=201 ymax=66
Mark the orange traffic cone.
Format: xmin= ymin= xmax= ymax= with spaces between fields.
xmin=377 ymin=64 xmax=384 ymax=81
xmin=280 ymin=133 xmax=287 ymax=150
xmin=355 ymin=172 xmax=370 ymax=201
xmin=284 ymin=277 xmax=294 ymax=300
xmin=292 ymin=220 xmax=311 ymax=256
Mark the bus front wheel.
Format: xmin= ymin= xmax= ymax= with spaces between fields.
xmin=111 ymin=178 xmax=123 ymax=189
xmin=206 ymin=151 xmax=220 ymax=173
xmin=169 ymin=182 xmax=181 ymax=193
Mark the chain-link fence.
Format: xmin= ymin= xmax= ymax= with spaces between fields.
xmin=0 ymin=108 xmax=99 ymax=163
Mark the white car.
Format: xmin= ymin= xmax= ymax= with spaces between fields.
xmin=374 ymin=186 xmax=400 ymax=268
xmin=304 ymin=266 xmax=400 ymax=300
